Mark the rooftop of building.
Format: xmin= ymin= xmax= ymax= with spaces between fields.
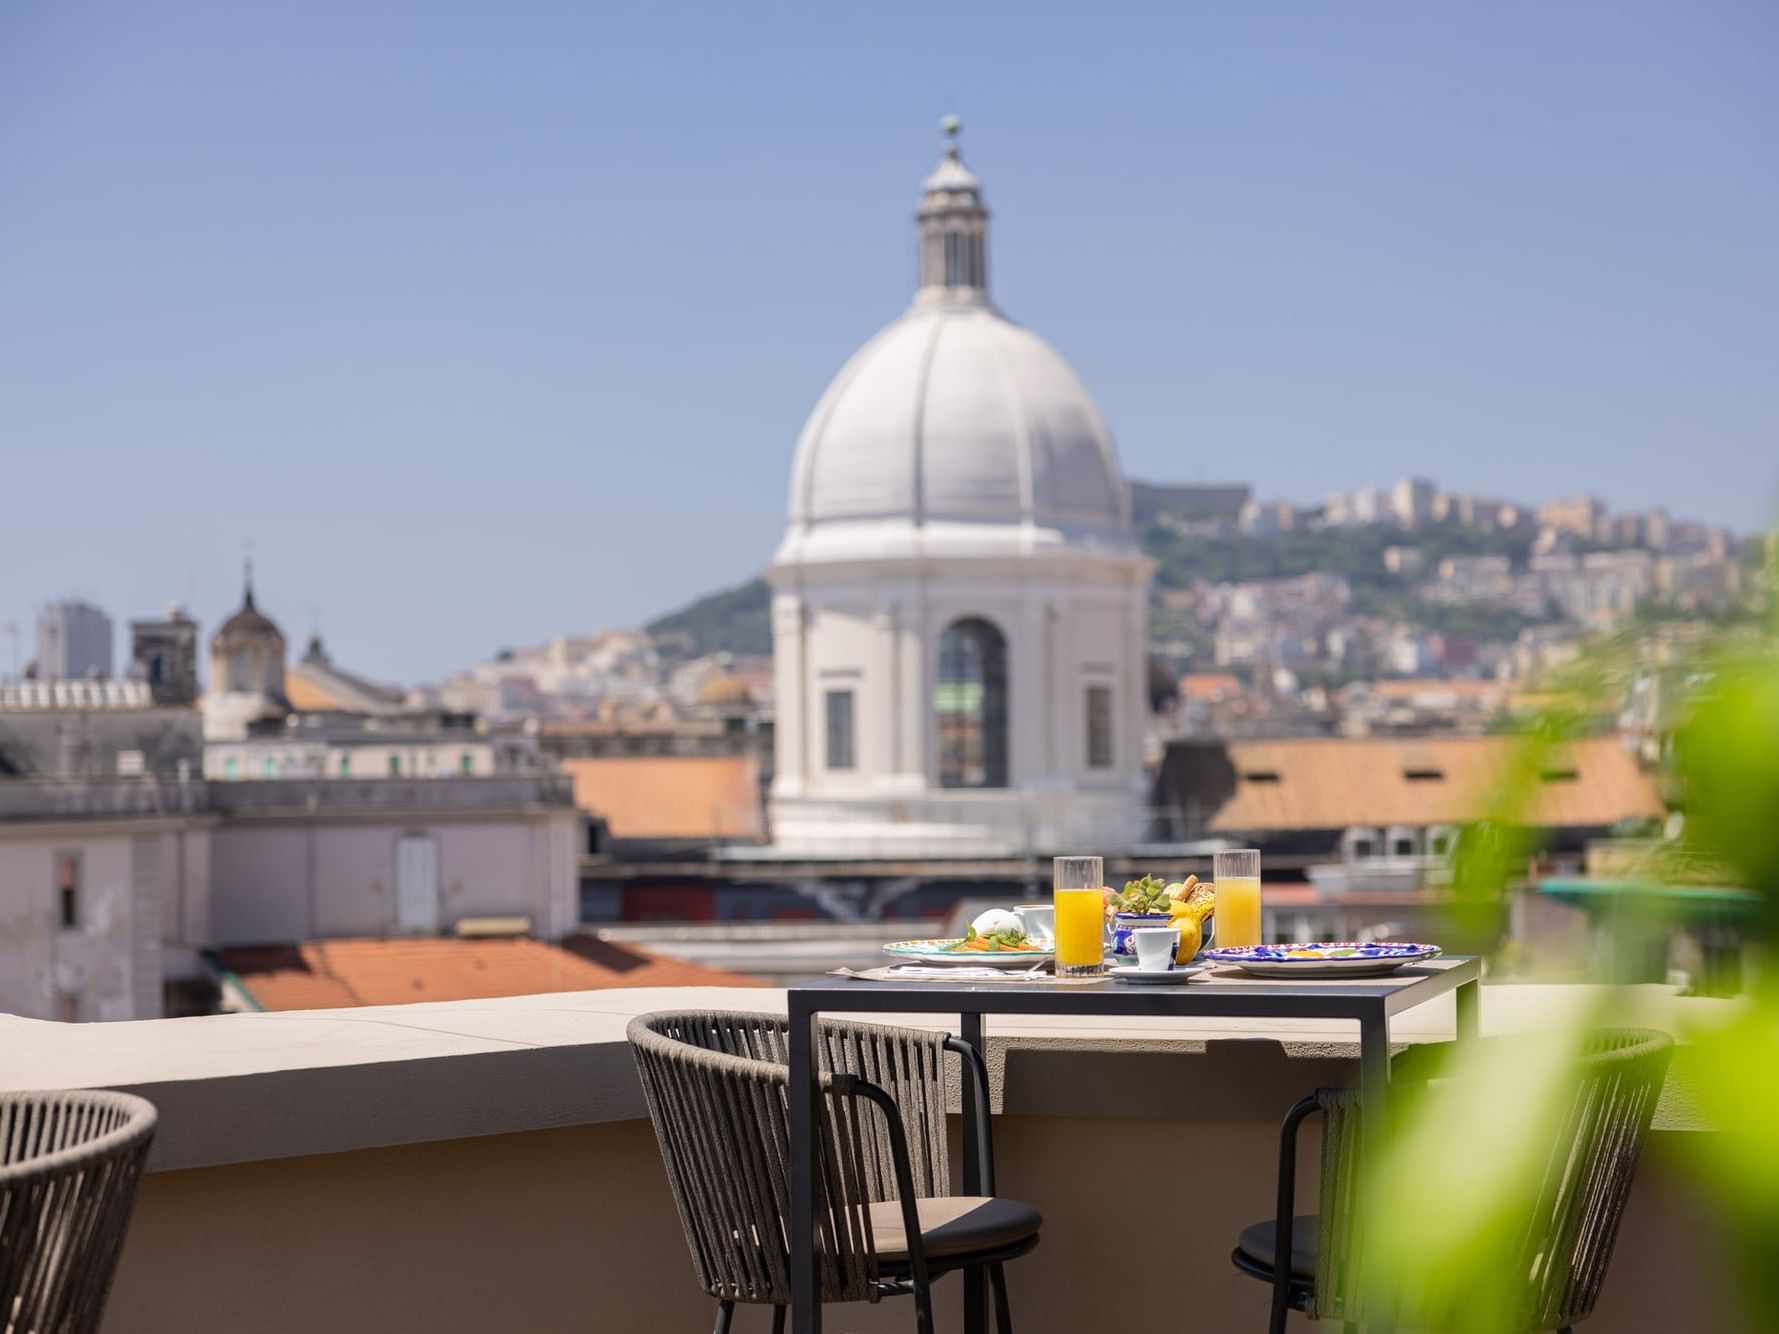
xmin=560 ymin=753 xmax=763 ymax=841
xmin=285 ymin=636 xmax=408 ymax=715
xmin=1160 ymin=733 xmax=1665 ymax=834
xmin=0 ymin=679 xmax=159 ymax=712
xmin=210 ymin=935 xmax=763 ymax=1010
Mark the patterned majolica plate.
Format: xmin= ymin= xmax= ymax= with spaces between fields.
xmin=1201 ymin=942 xmax=1442 ymax=979
xmin=882 ymin=939 xmax=1056 ymax=968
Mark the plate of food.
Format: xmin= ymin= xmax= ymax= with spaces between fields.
xmin=883 ymin=910 xmax=1054 ymax=968
xmin=1201 ymin=942 xmax=1441 ymax=979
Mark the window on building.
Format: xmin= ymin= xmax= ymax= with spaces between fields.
xmin=263 ymin=757 xmax=276 ymax=779
xmin=459 ymin=753 xmax=473 ymax=776
xmin=824 ymin=690 xmax=855 ymax=770
xmin=388 ymin=755 xmax=401 ymax=777
xmin=339 ymin=755 xmax=351 ymax=778
xmin=55 ymin=852 xmax=79 ymax=929
xmin=1085 ymin=684 xmax=1114 ymax=770
xmin=231 ymin=649 xmax=251 ymax=690
xmin=224 ymin=756 xmax=238 ymax=780
xmin=936 ymin=617 xmax=1008 ymax=788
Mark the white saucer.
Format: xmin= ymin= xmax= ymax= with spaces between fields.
xmin=1108 ymin=963 xmax=1206 ymax=986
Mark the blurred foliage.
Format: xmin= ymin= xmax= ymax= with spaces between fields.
xmin=1359 ymin=544 xmax=1779 ymax=1332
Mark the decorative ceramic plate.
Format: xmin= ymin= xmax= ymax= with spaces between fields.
xmin=882 ymin=939 xmax=1056 ymax=968
xmin=1201 ymin=942 xmax=1442 ymax=979
xmin=1108 ymin=963 xmax=1207 ymax=986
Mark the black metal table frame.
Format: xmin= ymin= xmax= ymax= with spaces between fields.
xmin=787 ymin=958 xmax=1482 ymax=1334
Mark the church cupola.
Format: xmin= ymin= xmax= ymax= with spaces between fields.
xmin=204 ymin=561 xmax=291 ymax=740
xmin=916 ymin=115 xmax=990 ymax=302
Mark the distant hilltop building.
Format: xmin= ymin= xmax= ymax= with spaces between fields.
xmin=1538 ymin=493 xmax=1608 ymax=540
xmin=766 ymin=120 xmax=1151 ymax=854
xmin=34 ymin=599 xmax=112 ymax=680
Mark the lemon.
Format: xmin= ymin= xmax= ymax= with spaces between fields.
xmin=1174 ymin=918 xmax=1202 ymax=964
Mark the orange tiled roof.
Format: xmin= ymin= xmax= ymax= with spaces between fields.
xmin=1209 ymin=735 xmax=1663 ymax=833
xmin=214 ymin=936 xmax=763 ymax=1011
xmin=282 ymin=672 xmax=340 ymax=712
xmin=1180 ymin=673 xmax=1243 ymax=700
xmin=559 ymin=754 xmax=763 ymax=840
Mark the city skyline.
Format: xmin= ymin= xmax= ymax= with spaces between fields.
xmin=3 ymin=1 xmax=1774 ymax=681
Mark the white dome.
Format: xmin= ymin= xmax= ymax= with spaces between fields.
xmin=786 ymin=302 xmax=1131 ymax=537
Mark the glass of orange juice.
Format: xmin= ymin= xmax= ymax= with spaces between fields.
xmin=1213 ymin=848 xmax=1263 ymax=948
xmin=1053 ymin=856 xmax=1107 ymax=977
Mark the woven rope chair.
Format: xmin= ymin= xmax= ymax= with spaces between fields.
xmin=1232 ymin=1028 xmax=1672 ymax=1333
xmin=0 ymin=1089 xmax=158 ymax=1334
xmin=629 ymin=1010 xmax=1041 ymax=1334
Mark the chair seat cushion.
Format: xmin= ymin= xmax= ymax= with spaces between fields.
xmin=868 ymin=1196 xmax=1042 ymax=1261
xmin=1237 ymin=1215 xmax=1319 ymax=1277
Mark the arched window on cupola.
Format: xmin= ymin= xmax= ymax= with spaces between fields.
xmin=936 ymin=617 xmax=1008 ymax=788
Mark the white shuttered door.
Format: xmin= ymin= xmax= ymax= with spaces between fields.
xmin=395 ymin=836 xmax=441 ymax=935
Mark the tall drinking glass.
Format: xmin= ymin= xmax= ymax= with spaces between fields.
xmin=1053 ymin=856 xmax=1106 ymax=977
xmin=1213 ymin=848 xmax=1263 ymax=948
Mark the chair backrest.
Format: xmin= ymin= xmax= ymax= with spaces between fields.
xmin=1316 ymin=1028 xmax=1673 ymax=1328
xmin=627 ymin=1010 xmax=951 ymax=1306
xmin=0 ymin=1090 xmax=158 ymax=1334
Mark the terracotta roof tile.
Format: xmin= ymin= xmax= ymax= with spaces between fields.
xmin=559 ymin=755 xmax=763 ymax=840
xmin=1205 ymin=735 xmax=1663 ymax=833
xmin=1179 ymin=672 xmax=1243 ymax=700
xmin=213 ymin=936 xmax=763 ymax=1012
xmin=282 ymin=673 xmax=339 ymax=712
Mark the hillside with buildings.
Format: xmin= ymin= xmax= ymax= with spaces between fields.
xmin=606 ymin=473 xmax=1757 ymax=699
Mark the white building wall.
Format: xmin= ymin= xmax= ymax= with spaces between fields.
xmin=770 ymin=553 xmax=1150 ymax=853
xmin=208 ymin=811 xmax=580 ymax=946
xmin=0 ymin=825 xmax=166 ymax=1021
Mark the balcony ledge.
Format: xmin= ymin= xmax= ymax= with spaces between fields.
xmin=0 ymin=981 xmax=1721 ymax=1173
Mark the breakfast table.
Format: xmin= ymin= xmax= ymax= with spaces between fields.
xmin=785 ymin=955 xmax=1482 ymax=1334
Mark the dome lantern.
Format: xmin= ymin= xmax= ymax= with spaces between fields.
xmin=917 ymin=116 xmax=989 ymax=302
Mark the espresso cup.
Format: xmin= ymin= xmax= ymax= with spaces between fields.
xmin=1130 ymin=927 xmax=1180 ymax=972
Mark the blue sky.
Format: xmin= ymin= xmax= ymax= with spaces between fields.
xmin=2 ymin=1 xmax=1774 ymax=682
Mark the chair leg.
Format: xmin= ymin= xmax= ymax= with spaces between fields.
xmin=1267 ymin=1279 xmax=1291 ymax=1334
xmin=712 ymin=1300 xmax=733 ymax=1334
xmin=912 ymin=1273 xmax=935 ymax=1334
xmin=771 ymin=1306 xmax=786 ymax=1334
xmin=988 ymin=1262 xmax=1014 ymax=1334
